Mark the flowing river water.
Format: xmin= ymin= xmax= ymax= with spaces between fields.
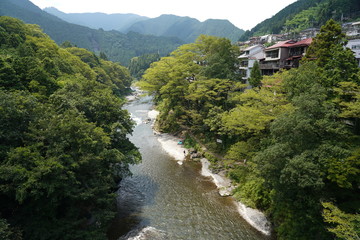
xmin=108 ymin=95 xmax=272 ymax=240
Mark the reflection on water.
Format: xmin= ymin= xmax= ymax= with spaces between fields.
xmin=108 ymin=96 xmax=271 ymax=240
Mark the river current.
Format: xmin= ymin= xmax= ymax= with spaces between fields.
xmin=108 ymin=95 xmax=271 ymax=240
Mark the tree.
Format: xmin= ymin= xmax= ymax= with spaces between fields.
xmin=322 ymin=202 xmax=360 ymax=240
xmin=221 ymin=75 xmax=290 ymax=138
xmin=248 ymin=60 xmax=262 ymax=87
xmin=304 ymin=19 xmax=359 ymax=87
xmin=128 ymin=53 xmax=160 ymax=79
xmin=255 ymin=85 xmax=346 ymax=239
xmin=0 ymin=16 xmax=140 ymax=239
xmin=0 ymin=109 xmax=125 ymax=239
xmin=197 ymin=35 xmax=240 ymax=81
xmin=140 ymin=35 xmax=241 ymax=133
xmin=0 ymin=91 xmax=40 ymax=160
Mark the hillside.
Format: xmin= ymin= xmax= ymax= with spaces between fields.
xmin=0 ymin=0 xmax=183 ymax=65
xmin=0 ymin=15 xmax=142 ymax=239
xmin=240 ymin=0 xmax=360 ymax=40
xmin=44 ymin=7 xmax=149 ymax=32
xmin=126 ymin=14 xmax=245 ymax=43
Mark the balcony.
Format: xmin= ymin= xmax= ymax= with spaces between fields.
xmin=260 ymin=62 xmax=280 ymax=70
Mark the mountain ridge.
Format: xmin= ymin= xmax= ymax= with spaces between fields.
xmin=42 ymin=8 xmax=245 ymax=43
xmin=44 ymin=7 xmax=149 ymax=32
xmin=0 ymin=0 xmax=183 ymax=65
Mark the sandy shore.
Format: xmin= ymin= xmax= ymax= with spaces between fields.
xmin=147 ymin=110 xmax=187 ymax=165
xmin=200 ymin=158 xmax=234 ymax=196
xmin=156 ymin=134 xmax=187 ymax=165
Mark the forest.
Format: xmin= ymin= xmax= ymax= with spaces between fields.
xmin=139 ymin=20 xmax=360 ymax=239
xmin=240 ymin=0 xmax=360 ymax=40
xmin=0 ymin=0 xmax=184 ymax=66
xmin=0 ymin=16 xmax=141 ymax=239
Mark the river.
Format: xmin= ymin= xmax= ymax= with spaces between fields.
xmin=108 ymin=95 xmax=271 ymax=240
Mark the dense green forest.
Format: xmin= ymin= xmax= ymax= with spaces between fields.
xmin=0 ymin=16 xmax=141 ymax=239
xmin=128 ymin=53 xmax=160 ymax=80
xmin=240 ymin=0 xmax=360 ymax=40
xmin=139 ymin=20 xmax=360 ymax=239
xmin=0 ymin=0 xmax=183 ymax=66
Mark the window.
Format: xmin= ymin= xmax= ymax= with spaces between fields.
xmin=240 ymin=60 xmax=248 ymax=67
xmin=351 ymin=44 xmax=360 ymax=50
xmin=266 ymin=50 xmax=279 ymax=58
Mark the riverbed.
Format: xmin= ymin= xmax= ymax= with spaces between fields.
xmin=108 ymin=95 xmax=271 ymax=240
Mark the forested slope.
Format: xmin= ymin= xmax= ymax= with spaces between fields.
xmin=240 ymin=0 xmax=360 ymax=40
xmin=139 ymin=21 xmax=360 ymax=239
xmin=0 ymin=16 xmax=141 ymax=239
xmin=0 ymin=0 xmax=183 ymax=65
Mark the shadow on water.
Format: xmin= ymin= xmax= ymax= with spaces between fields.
xmin=107 ymin=174 xmax=159 ymax=240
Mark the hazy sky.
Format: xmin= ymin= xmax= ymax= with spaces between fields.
xmin=29 ymin=0 xmax=297 ymax=30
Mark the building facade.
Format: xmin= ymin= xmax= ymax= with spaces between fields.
xmin=259 ymin=38 xmax=312 ymax=75
xmin=347 ymin=38 xmax=360 ymax=67
xmin=238 ymin=45 xmax=265 ymax=83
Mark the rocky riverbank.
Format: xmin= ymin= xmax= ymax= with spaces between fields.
xmin=147 ymin=109 xmax=271 ymax=236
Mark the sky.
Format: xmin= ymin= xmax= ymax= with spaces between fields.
xmin=29 ymin=0 xmax=297 ymax=30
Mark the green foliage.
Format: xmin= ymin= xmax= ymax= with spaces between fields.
xmin=240 ymin=0 xmax=360 ymax=40
xmin=248 ymin=60 xmax=262 ymax=87
xmin=0 ymin=16 xmax=140 ymax=239
xmin=141 ymin=35 xmax=240 ymax=134
xmin=240 ymin=0 xmax=326 ymax=40
xmin=0 ymin=0 xmax=183 ymax=65
xmin=233 ymin=177 xmax=270 ymax=210
xmin=0 ymin=218 xmax=22 ymax=240
xmin=284 ymin=5 xmax=322 ymax=34
xmin=129 ymin=53 xmax=160 ymax=79
xmin=197 ymin=35 xmax=240 ymax=80
xmin=221 ymin=81 xmax=291 ymax=137
xmin=305 ymin=19 xmax=359 ymax=87
xmin=138 ymin=17 xmax=360 ymax=240
xmin=322 ymin=202 xmax=360 ymax=240
xmin=225 ymin=141 xmax=255 ymax=164
xmin=0 ymin=91 xmax=40 ymax=160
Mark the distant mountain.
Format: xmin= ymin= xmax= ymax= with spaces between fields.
xmin=240 ymin=0 xmax=360 ymax=41
xmin=125 ymin=14 xmax=245 ymax=43
xmin=41 ymin=8 xmax=244 ymax=43
xmin=44 ymin=7 xmax=149 ymax=32
xmin=0 ymin=0 xmax=183 ymax=65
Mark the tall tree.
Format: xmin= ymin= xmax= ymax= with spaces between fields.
xmin=304 ymin=19 xmax=359 ymax=87
xmin=248 ymin=60 xmax=262 ymax=87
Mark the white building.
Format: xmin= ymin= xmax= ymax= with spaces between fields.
xmin=238 ymin=45 xmax=265 ymax=84
xmin=347 ymin=38 xmax=360 ymax=67
xmin=344 ymin=21 xmax=360 ymax=37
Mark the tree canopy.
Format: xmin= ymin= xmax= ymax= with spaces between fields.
xmin=0 ymin=16 xmax=140 ymax=239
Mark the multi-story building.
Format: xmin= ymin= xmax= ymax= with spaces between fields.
xmin=343 ymin=21 xmax=360 ymax=37
xmin=259 ymin=38 xmax=312 ymax=75
xmin=238 ymin=45 xmax=265 ymax=83
xmin=347 ymin=38 xmax=360 ymax=67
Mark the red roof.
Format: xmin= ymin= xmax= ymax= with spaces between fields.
xmin=289 ymin=38 xmax=312 ymax=47
xmin=266 ymin=38 xmax=312 ymax=50
xmin=266 ymin=40 xmax=295 ymax=50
